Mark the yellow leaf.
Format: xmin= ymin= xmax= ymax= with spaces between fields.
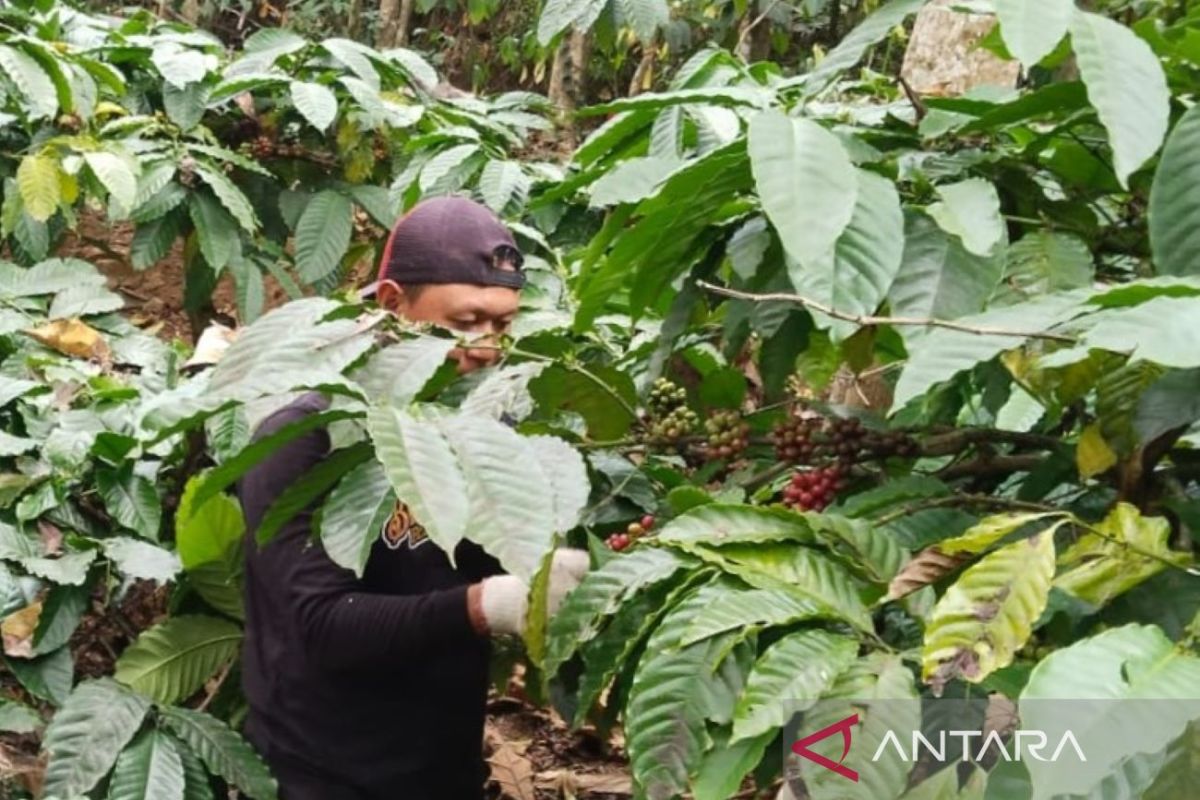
xmin=336 ymin=118 xmax=358 ymax=150
xmin=25 ymin=318 xmax=112 ymax=362
xmin=1055 ymin=503 xmax=1188 ymax=605
xmin=1077 ymin=423 xmax=1118 ymax=478
xmin=2 ymin=601 xmax=43 ymax=658
xmin=94 ymin=100 xmax=127 ymax=117
xmin=922 ymin=533 xmax=1056 ymax=691
xmin=1001 ymin=348 xmax=1031 ymax=380
xmin=16 ymin=154 xmax=61 ymax=222
xmin=58 ymin=170 xmax=79 ymax=205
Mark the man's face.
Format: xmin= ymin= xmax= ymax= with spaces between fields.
xmin=377 ymin=281 xmax=520 ymax=374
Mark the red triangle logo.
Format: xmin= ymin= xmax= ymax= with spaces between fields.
xmin=791 ymin=713 xmax=860 ymax=783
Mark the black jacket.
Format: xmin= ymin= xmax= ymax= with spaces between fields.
xmin=237 ymin=393 xmax=502 ymax=799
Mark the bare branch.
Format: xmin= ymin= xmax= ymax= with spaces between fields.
xmin=921 ymin=427 xmax=1064 ymax=456
xmin=875 ymin=493 xmax=1057 ymax=525
xmin=937 ymin=454 xmax=1046 ymax=480
xmin=735 ymin=0 xmax=783 ymax=56
xmin=197 ymin=660 xmax=233 ymax=712
xmin=898 ymin=75 xmax=927 ymax=120
xmin=695 ymin=280 xmax=1077 ymax=343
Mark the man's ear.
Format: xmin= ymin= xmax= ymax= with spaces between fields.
xmin=375 ymin=279 xmax=406 ymax=314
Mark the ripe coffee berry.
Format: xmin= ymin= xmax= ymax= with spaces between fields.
xmin=605 ymin=533 xmax=631 ymax=551
xmin=782 ymin=465 xmax=846 ymax=512
xmin=607 ymin=516 xmax=656 ymax=551
xmin=250 ymin=135 xmax=276 ymax=159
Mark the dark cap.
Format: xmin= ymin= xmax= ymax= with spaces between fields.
xmin=362 ymin=196 xmax=525 ymax=299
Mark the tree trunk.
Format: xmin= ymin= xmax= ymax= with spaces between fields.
xmin=397 ymin=0 xmax=415 ymax=46
xmin=735 ymin=1 xmax=774 ymax=63
xmin=378 ymin=0 xmax=401 ymax=48
xmin=347 ymin=0 xmax=362 ymax=39
xmin=569 ymin=30 xmax=589 ymax=102
xmin=628 ymin=44 xmax=656 ymax=96
xmin=547 ymin=40 xmax=570 ymax=110
xmin=546 ymin=32 xmax=590 ymax=150
xmin=547 ymin=39 xmax=575 ymax=147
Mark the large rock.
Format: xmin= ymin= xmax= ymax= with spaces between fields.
xmin=901 ymin=0 xmax=1020 ymax=97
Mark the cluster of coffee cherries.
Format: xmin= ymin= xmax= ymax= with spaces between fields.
xmin=772 ymin=415 xmax=823 ymax=463
xmin=825 ymin=416 xmax=869 ymax=459
xmin=178 ymin=155 xmax=197 ymax=187
xmin=236 ymin=135 xmax=275 ymax=160
xmin=607 ymin=515 xmax=655 ymax=551
xmin=56 ymin=113 xmax=82 ymax=133
xmin=236 ymin=136 xmax=312 ymax=161
xmin=647 ymin=407 xmax=699 ymax=444
xmin=772 ymin=413 xmax=919 ymax=465
xmin=371 ymin=134 xmax=390 ymax=162
xmin=1017 ymin=638 xmax=1055 ymax=662
xmin=645 ymin=379 xmax=699 ymax=445
xmin=648 ymin=378 xmax=687 ymax=414
xmin=782 ymin=466 xmax=847 ymax=512
xmin=705 ymin=410 xmax=750 ymax=459
xmin=874 ymin=430 xmax=920 ymax=458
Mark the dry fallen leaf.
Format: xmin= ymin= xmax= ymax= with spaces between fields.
xmin=575 ymin=773 xmax=633 ymax=794
xmin=538 ymin=770 xmax=633 ymax=796
xmin=234 ymin=91 xmax=258 ymax=119
xmin=183 ymin=322 xmax=239 ymax=369
xmin=984 ymin=693 xmax=1019 ymax=740
xmin=38 ymin=520 xmax=63 ymax=555
xmin=51 ymin=380 xmax=81 ymax=410
xmin=0 ymin=741 xmax=46 ymax=796
xmin=488 ymin=743 xmax=536 ymax=800
xmin=886 ymin=547 xmax=971 ymax=600
xmin=1 ymin=601 xmax=43 ymax=658
xmin=25 ymin=318 xmax=111 ymax=362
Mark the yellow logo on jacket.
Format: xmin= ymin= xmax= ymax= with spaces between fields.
xmin=381 ymin=501 xmax=429 ymax=550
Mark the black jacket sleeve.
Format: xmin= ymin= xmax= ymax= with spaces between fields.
xmin=238 ymin=398 xmax=479 ymax=672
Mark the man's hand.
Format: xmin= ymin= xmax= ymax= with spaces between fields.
xmin=472 ymin=575 xmax=525 ymax=636
xmin=546 ymin=549 xmax=589 ymax=616
xmin=469 ymin=549 xmax=590 ymax=636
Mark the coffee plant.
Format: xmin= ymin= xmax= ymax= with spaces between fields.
xmin=522 ymin=0 xmax=1200 ymax=797
xmin=2 ymin=0 xmax=1200 ymax=799
xmin=0 ymin=0 xmax=553 ymax=335
xmin=0 ymin=261 xmax=279 ymax=798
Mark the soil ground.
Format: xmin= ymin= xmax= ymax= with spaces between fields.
xmin=56 ymin=210 xmax=292 ymax=344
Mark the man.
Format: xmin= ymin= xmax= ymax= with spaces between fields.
xmin=237 ymin=196 xmax=588 ymax=799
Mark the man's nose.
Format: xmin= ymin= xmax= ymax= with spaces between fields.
xmin=465 ymin=345 xmax=501 ymax=366
xmin=464 ymin=334 xmax=501 ymax=366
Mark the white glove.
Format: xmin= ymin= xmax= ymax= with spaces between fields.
xmin=477 ymin=549 xmax=590 ymax=637
xmin=546 ymin=548 xmax=589 ymax=615
xmin=478 ymin=575 xmax=527 ymax=636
